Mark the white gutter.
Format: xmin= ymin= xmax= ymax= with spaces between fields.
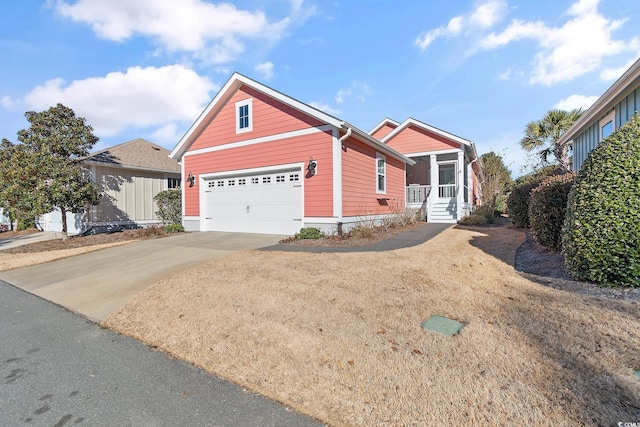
xmin=557 ymin=56 xmax=640 ymax=146
xmin=340 ymin=122 xmax=416 ymax=165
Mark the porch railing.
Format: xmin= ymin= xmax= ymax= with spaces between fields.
xmin=438 ymin=184 xmax=456 ymax=198
xmin=406 ymin=185 xmax=431 ymax=205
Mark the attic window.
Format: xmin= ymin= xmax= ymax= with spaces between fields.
xmin=236 ymin=98 xmax=253 ymax=134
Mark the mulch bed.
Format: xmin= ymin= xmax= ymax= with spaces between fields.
xmin=1 ymin=228 xmax=172 ymax=254
xmin=515 ymin=230 xmax=640 ymax=302
xmin=279 ymin=221 xmax=426 ymax=247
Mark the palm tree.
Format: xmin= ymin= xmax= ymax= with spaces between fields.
xmin=519 ymin=108 xmax=583 ymax=172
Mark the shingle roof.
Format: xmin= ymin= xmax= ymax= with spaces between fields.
xmin=84 ymin=138 xmax=180 ymax=173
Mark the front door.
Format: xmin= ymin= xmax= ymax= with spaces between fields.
xmin=438 ymin=163 xmax=456 ymax=201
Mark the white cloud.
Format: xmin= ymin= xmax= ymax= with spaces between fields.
xmin=479 ymin=0 xmax=636 ymax=85
xmin=22 ymin=65 xmax=216 ymax=137
xmin=416 ymin=0 xmax=506 ymax=50
xmin=334 ymin=81 xmax=374 ymax=104
xmin=416 ymin=16 xmax=464 ymax=50
xmin=308 ymin=101 xmax=341 ymax=116
xmin=334 ymin=88 xmax=351 ymax=104
xmin=149 ymin=123 xmax=183 ymax=145
xmin=498 ymin=67 xmax=512 ymax=80
xmin=554 ymin=94 xmax=598 ymax=111
xmin=470 ymin=0 xmax=507 ymax=29
xmin=1 ymin=96 xmax=14 ymax=109
xmin=600 ymin=56 xmax=639 ymax=81
xmin=55 ymin=0 xmax=295 ymax=64
xmin=255 ymin=61 xmax=274 ymax=80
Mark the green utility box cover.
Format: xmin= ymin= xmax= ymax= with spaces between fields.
xmin=421 ymin=315 xmax=465 ymax=336
xmin=635 ymin=370 xmax=640 ymax=379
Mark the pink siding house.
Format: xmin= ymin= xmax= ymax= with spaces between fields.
xmin=170 ymin=73 xmax=414 ymax=235
xmin=370 ymin=118 xmax=481 ymax=222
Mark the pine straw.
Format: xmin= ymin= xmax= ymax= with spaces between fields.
xmin=104 ymin=225 xmax=640 ymax=426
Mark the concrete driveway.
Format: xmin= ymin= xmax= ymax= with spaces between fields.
xmin=0 ymin=232 xmax=283 ymax=322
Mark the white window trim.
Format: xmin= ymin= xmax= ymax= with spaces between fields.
xmin=235 ymin=98 xmax=253 ymax=134
xmin=376 ymin=152 xmax=386 ymax=194
xmin=600 ymin=110 xmax=615 ymax=140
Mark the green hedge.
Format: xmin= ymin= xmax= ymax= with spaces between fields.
xmin=562 ymin=114 xmax=640 ymax=287
xmin=528 ymin=173 xmax=574 ymax=251
xmin=506 ymin=181 xmax=539 ymax=228
xmin=507 ymin=166 xmax=564 ymax=228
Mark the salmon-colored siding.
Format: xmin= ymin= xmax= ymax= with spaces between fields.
xmin=342 ymin=136 xmax=405 ymax=216
xmin=190 ymin=85 xmax=325 ymax=151
xmin=371 ymin=123 xmax=397 ymax=140
xmin=386 ymin=125 xmax=460 ymax=154
xmin=184 ymin=130 xmax=334 ymax=217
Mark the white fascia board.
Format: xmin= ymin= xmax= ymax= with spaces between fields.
xmin=368 ymin=117 xmax=401 ymax=135
xmin=343 ymin=122 xmax=416 ymax=165
xmin=184 ymin=125 xmax=334 ymax=157
xmin=558 ymin=57 xmax=640 ymax=145
xmin=170 ymin=74 xmax=241 ymax=160
xmin=171 ymin=72 xmax=344 ymax=160
xmin=381 ymin=118 xmax=472 ymax=147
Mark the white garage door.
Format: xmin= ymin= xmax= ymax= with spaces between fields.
xmin=203 ymin=168 xmax=303 ymax=235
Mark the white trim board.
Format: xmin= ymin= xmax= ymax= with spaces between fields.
xmin=184 ymin=125 xmax=335 ymax=157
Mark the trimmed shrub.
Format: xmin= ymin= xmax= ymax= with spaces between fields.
xmin=458 ymin=204 xmax=495 ymax=225
xmin=154 ymin=189 xmax=182 ymax=225
xmin=506 ymin=181 xmax=539 ymax=228
xmin=562 ymin=114 xmax=640 ymax=287
xmin=528 ymin=173 xmax=574 ymax=251
xmin=165 ymin=223 xmax=185 ymax=233
xmin=295 ymin=227 xmax=323 ymax=240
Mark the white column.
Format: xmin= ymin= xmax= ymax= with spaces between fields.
xmin=429 ymin=154 xmax=438 ymax=219
xmin=467 ymin=161 xmax=474 ymax=210
xmin=457 ymin=151 xmax=464 ymax=220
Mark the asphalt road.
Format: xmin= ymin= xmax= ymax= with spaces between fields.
xmin=0 ymin=281 xmax=323 ymax=426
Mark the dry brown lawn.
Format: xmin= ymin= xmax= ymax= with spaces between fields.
xmin=104 ymin=224 xmax=640 ymax=426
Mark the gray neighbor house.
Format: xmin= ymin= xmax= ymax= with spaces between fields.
xmin=39 ymin=138 xmax=181 ymax=234
xmin=558 ymin=56 xmax=640 ymax=172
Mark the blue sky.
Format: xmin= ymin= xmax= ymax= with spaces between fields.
xmin=1 ymin=0 xmax=639 ymax=176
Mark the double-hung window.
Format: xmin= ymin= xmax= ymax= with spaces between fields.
xmin=236 ymin=98 xmax=253 ymax=134
xmin=376 ymin=153 xmax=386 ymax=193
xmin=167 ymin=177 xmax=181 ymax=189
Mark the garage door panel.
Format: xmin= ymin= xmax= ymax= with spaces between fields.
xmin=203 ymin=168 xmax=303 ymax=235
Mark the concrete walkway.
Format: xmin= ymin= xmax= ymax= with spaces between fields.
xmin=0 ymin=281 xmax=322 ymax=427
xmin=0 ymin=231 xmax=58 ymax=250
xmin=0 ymin=232 xmax=283 ymax=322
xmin=261 ymin=222 xmax=452 ymax=253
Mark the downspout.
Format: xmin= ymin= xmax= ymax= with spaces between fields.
xmin=335 ymin=127 xmax=352 ymax=235
xmin=339 ymin=126 xmax=352 ymax=149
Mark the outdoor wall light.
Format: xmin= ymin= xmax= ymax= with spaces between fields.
xmin=307 ymin=157 xmax=317 ymax=176
xmin=187 ymin=172 xmax=196 ymax=187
